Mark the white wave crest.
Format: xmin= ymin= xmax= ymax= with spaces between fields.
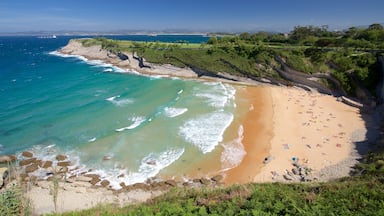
xmin=115 ymin=116 xmax=146 ymax=132
xmin=179 ymin=111 xmax=234 ymax=154
xmin=49 ymin=51 xmax=88 ymax=61
xmin=220 ymin=125 xmax=246 ymax=169
xmin=106 ymin=95 xmax=134 ymax=107
xmin=101 ymin=148 xmax=185 ymax=188
xmin=195 ymin=83 xmax=236 ymax=108
xmin=164 ymin=107 xmax=188 ymax=118
xmin=87 ymin=137 xmax=97 ymax=142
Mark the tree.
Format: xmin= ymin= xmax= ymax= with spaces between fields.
xmin=207 ymin=37 xmax=218 ymax=45
xmin=368 ymin=23 xmax=384 ymax=31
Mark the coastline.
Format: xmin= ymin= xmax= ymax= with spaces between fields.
xmin=0 ymin=39 xmax=370 ymax=214
xmin=224 ymin=86 xmax=273 ymax=184
xmin=57 ymin=39 xmax=263 ymax=86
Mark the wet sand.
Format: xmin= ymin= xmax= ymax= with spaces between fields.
xmin=224 ymin=86 xmax=273 ymax=184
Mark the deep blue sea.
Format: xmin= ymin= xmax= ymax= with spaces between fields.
xmin=0 ymin=35 xmax=247 ymax=188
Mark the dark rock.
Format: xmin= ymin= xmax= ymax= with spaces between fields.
xmin=25 ymin=164 xmax=38 ymax=173
xmin=0 ymin=155 xmax=16 ymax=164
xmin=57 ymin=161 xmax=71 ymax=167
xmin=200 ymin=178 xmax=211 ymax=185
xmin=292 ymin=168 xmax=299 ymax=175
xmin=117 ymin=52 xmax=129 ymax=61
xmin=150 ymin=181 xmax=168 ymax=190
xmin=41 ymin=161 xmax=53 ymax=169
xmin=89 ymin=177 xmax=101 ymax=185
xmin=56 ymin=154 xmax=67 ymax=161
xmin=211 ymin=175 xmax=223 ymax=182
xmin=182 ymin=182 xmax=191 ymax=187
xmin=165 ymin=180 xmax=177 ymax=187
xmin=192 ymin=179 xmax=201 ymax=183
xmin=132 ymin=182 xmax=149 ymax=190
xmin=100 ymin=180 xmax=110 ymax=187
xmin=22 ymin=151 xmax=33 ymax=158
xmin=283 ymin=174 xmax=293 ymax=181
xmin=120 ymin=182 xmax=126 ymax=188
xmin=85 ymin=174 xmax=101 ymax=185
xmin=19 ymin=158 xmax=37 ymax=166
xmin=117 ymin=173 xmax=124 ymax=178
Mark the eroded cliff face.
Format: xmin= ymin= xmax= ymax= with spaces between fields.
xmin=58 ymin=39 xmax=199 ymax=78
xmin=60 ymin=39 xmax=116 ymax=60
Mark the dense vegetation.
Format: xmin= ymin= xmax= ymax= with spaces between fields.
xmin=81 ymin=23 xmax=384 ymax=98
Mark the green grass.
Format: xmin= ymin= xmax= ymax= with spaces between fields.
xmin=0 ymin=184 xmax=31 ymax=216
xmin=49 ymin=176 xmax=384 ymax=216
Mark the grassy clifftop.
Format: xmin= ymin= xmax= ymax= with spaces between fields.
xmin=80 ymin=24 xmax=384 ymax=101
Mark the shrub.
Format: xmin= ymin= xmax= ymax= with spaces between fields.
xmin=0 ymin=184 xmax=31 ymax=216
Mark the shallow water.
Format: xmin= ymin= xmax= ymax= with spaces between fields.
xmin=0 ymin=36 xmax=250 ymax=188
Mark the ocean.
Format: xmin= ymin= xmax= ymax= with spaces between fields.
xmin=0 ymin=35 xmax=248 ymax=188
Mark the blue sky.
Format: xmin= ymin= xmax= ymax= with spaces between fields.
xmin=0 ymin=0 xmax=383 ymax=33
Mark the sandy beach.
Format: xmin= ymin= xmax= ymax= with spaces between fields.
xmin=223 ymin=85 xmax=366 ymax=184
xmin=250 ymin=86 xmax=366 ymax=182
xmin=1 ymin=41 xmax=369 ymax=214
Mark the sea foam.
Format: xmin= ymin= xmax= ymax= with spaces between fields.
xmin=106 ymin=95 xmax=134 ymax=107
xmin=95 ymin=148 xmax=185 ymax=189
xmin=220 ymin=125 xmax=246 ymax=170
xmin=195 ymin=82 xmax=236 ymax=108
xmin=179 ymin=111 xmax=234 ymax=154
xmin=115 ymin=116 xmax=146 ymax=132
xmin=164 ymin=107 xmax=188 ymax=118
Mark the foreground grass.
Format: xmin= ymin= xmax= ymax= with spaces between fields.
xmin=50 ymin=176 xmax=383 ymax=216
xmin=0 ymin=184 xmax=31 ymax=216
xmin=49 ymin=150 xmax=384 ymax=215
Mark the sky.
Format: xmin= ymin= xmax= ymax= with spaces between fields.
xmin=0 ymin=0 xmax=383 ymax=33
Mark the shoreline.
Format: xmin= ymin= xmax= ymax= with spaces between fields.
xmin=224 ymin=86 xmax=273 ymax=184
xmin=0 ymin=39 xmax=372 ymax=214
xmin=57 ymin=39 xmax=264 ymax=86
xmin=56 ymin=39 xmax=369 ymax=184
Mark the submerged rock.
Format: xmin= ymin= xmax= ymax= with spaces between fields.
xmin=22 ymin=151 xmax=33 ymax=158
xmin=19 ymin=158 xmax=37 ymax=166
xmin=57 ymin=161 xmax=71 ymax=167
xmin=40 ymin=160 xmax=53 ymax=169
xmin=25 ymin=164 xmax=38 ymax=173
xmin=56 ymin=154 xmax=67 ymax=161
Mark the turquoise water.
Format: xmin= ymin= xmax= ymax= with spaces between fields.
xmin=0 ymin=36 xmax=246 ymax=188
